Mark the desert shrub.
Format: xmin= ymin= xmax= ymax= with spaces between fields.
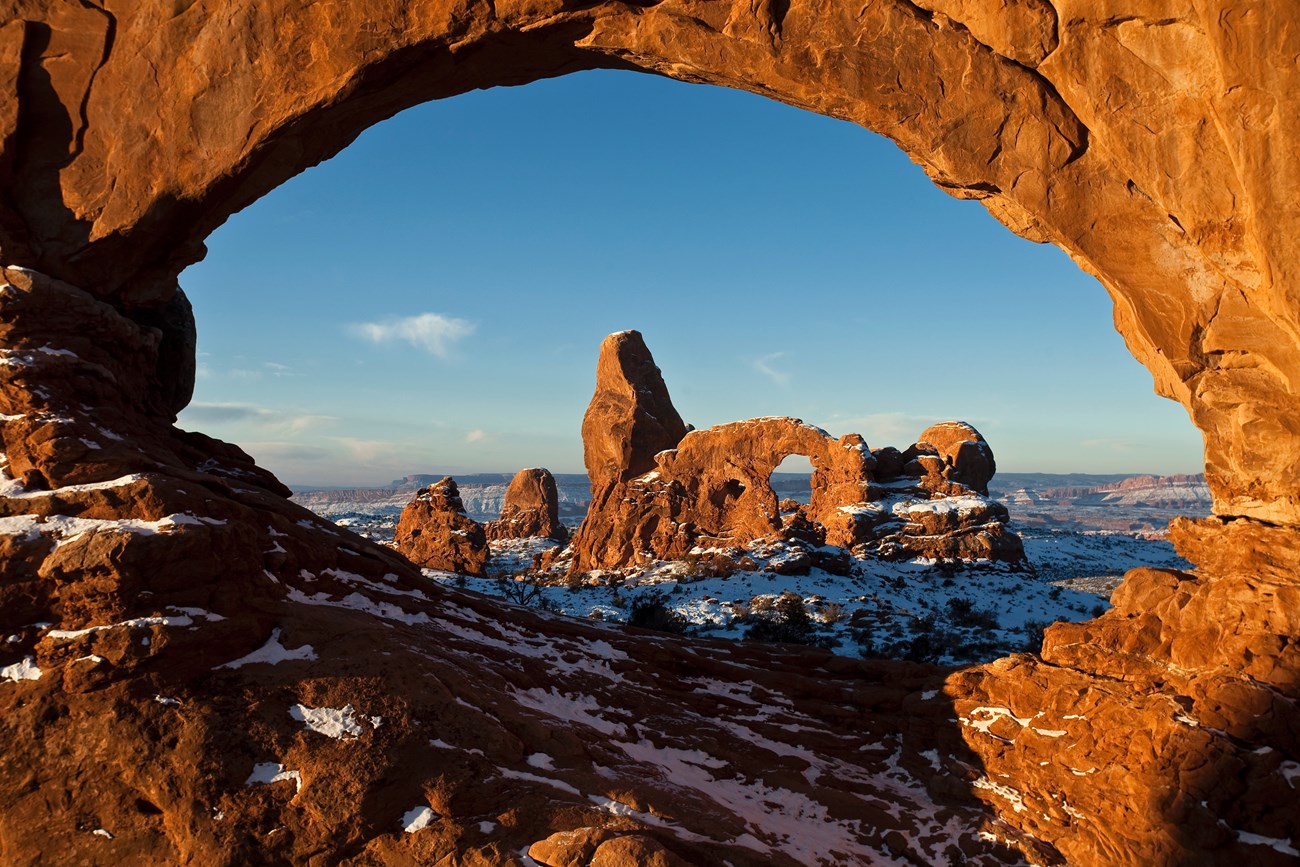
xmin=744 ymin=591 xmax=838 ymax=649
xmin=627 ymin=591 xmax=688 ymax=634
xmin=496 ymin=575 xmax=552 ymax=610
xmin=1091 ymin=603 xmax=1106 ymax=618
xmin=818 ymin=602 xmax=845 ymax=625
xmin=564 ymin=571 xmax=585 ymax=591
xmin=749 ymin=594 xmax=777 ymax=616
xmin=945 ymin=597 xmax=1000 ymax=631
xmin=1019 ymin=618 xmax=1070 ymax=652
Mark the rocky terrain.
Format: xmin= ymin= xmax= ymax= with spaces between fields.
xmin=992 ymin=472 xmax=1212 ymax=534
xmin=293 ymin=473 xmax=593 ymax=524
xmin=1 ymin=2 xmax=1298 ymax=865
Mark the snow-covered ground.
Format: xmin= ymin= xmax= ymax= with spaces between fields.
xmin=1020 ymin=527 xmax=1192 ymax=594
xmin=424 ymin=536 xmax=1112 ymax=667
xmin=324 ymin=509 xmax=1193 ymax=667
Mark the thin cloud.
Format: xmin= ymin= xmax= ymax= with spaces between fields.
xmin=465 ymin=429 xmax=487 ymax=443
xmin=349 ymin=312 xmax=476 ymax=358
xmin=752 ymin=352 xmax=791 ymax=386
xmin=182 ymin=402 xmax=334 ymax=433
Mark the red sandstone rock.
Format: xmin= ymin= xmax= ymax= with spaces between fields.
xmin=567 ymin=334 xmax=1021 ymax=569
xmin=486 ymin=468 xmax=565 ymax=541
xmin=914 ymin=421 xmax=997 ymax=495
xmin=1 ymin=2 xmax=1298 ymax=863
xmin=393 ymin=477 xmax=489 ymax=576
xmin=567 ymin=331 xmax=689 ymax=571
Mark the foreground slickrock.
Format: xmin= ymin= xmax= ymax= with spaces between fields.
xmin=565 ymin=331 xmax=1023 ymax=573
xmin=1 ymin=2 xmax=1299 ymax=864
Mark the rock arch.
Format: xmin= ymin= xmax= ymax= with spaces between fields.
xmin=0 ymin=2 xmax=1297 ymax=864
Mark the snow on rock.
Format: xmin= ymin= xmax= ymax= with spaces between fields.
xmin=0 ymin=657 xmax=42 ymax=683
xmin=0 ymin=513 xmax=223 ymax=548
xmin=215 ymin=628 xmax=317 ymax=669
xmin=46 ymin=615 xmax=188 ymax=640
xmin=289 ymin=703 xmax=378 ymax=740
xmin=246 ymin=762 xmax=303 ymax=792
xmin=1236 ymin=831 xmax=1300 ymax=857
xmin=525 ymin=753 xmax=555 ymax=770
xmin=401 ymin=805 xmax=438 ymax=833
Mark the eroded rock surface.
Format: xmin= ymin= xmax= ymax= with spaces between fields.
xmin=568 ymin=334 xmax=1022 ymax=571
xmin=393 ymin=477 xmax=489 ymax=576
xmin=486 ymin=467 xmax=566 ymax=542
xmin=0 ymin=1 xmax=1298 ymax=864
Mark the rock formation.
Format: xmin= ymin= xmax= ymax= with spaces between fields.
xmin=568 ymin=334 xmax=1021 ymax=571
xmin=0 ymin=2 xmax=1298 ymax=864
xmin=393 ymin=477 xmax=489 ymax=576
xmin=485 ymin=468 xmax=566 ymax=541
xmin=567 ymin=331 xmax=689 ymax=570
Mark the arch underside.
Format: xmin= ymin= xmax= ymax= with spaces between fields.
xmin=0 ymin=1 xmax=1297 ymax=864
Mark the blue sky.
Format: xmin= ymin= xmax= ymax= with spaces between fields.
xmin=177 ymin=70 xmax=1204 ymax=487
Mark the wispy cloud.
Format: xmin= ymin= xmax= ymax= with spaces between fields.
xmin=752 ymin=352 xmax=791 ymax=386
xmin=182 ymin=402 xmax=334 ymax=433
xmin=465 ymin=429 xmax=487 ymax=443
xmin=336 ymin=437 xmax=403 ymax=465
xmin=348 ymin=312 xmax=475 ymax=358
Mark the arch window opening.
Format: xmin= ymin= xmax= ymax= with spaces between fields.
xmin=177 ymin=69 xmax=1205 ymax=664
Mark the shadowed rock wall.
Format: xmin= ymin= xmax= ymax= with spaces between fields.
xmin=1 ymin=1 xmax=1298 ymax=864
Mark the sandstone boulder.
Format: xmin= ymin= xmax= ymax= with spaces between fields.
xmin=914 ymin=421 xmax=997 ymax=495
xmin=486 ymin=467 xmax=565 ymax=541
xmin=393 ymin=477 xmax=488 ymax=576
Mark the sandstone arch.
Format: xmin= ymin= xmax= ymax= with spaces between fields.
xmin=3 ymin=0 xmax=1298 ymax=524
xmin=1 ymin=2 xmax=1297 ymax=864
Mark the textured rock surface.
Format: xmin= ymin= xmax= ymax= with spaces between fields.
xmin=0 ymin=0 xmax=1296 ymax=524
xmin=0 ymin=1 xmax=1298 ymax=864
xmin=393 ymin=477 xmax=489 ymax=576
xmin=486 ymin=467 xmax=565 ymax=541
xmin=568 ymin=335 xmax=1021 ymax=570
xmin=567 ymin=331 xmax=689 ymax=571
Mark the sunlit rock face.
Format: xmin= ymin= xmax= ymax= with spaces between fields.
xmin=485 ymin=468 xmax=567 ymax=542
xmin=393 ymin=477 xmax=490 ymax=575
xmin=0 ymin=1 xmax=1298 ymax=864
xmin=566 ymin=331 xmax=1022 ymax=571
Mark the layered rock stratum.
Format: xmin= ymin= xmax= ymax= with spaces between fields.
xmin=1 ymin=2 xmax=1298 ymax=864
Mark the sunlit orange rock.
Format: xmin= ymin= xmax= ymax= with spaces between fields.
xmin=0 ymin=1 xmax=1298 ymax=863
xmin=486 ymin=467 xmax=566 ymax=542
xmin=393 ymin=477 xmax=489 ymax=576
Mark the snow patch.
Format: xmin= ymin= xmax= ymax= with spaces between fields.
xmin=1 ymin=656 xmax=42 ymax=683
xmin=401 ymin=805 xmax=438 ymax=833
xmin=1236 ymin=831 xmax=1300 ymax=857
xmin=216 ymin=628 xmax=317 ymax=669
xmin=289 ymin=703 xmax=367 ymax=740
xmin=246 ymin=762 xmax=303 ymax=792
